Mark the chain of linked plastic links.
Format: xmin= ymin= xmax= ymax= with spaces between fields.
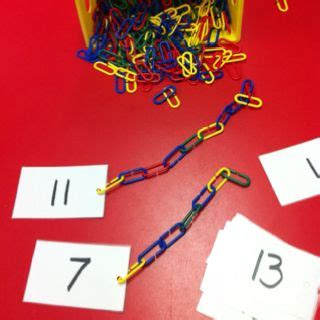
xmin=97 ymin=79 xmax=263 ymax=195
xmin=95 ymin=78 xmax=263 ymax=283
xmin=117 ymin=166 xmax=251 ymax=283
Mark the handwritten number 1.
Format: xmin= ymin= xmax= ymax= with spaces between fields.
xmin=51 ymin=180 xmax=58 ymax=206
xmin=252 ymin=250 xmax=283 ymax=289
xmin=67 ymin=257 xmax=91 ymax=292
xmin=252 ymin=250 xmax=264 ymax=281
xmin=306 ymin=158 xmax=320 ymax=178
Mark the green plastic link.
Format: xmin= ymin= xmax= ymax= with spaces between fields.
xmin=111 ymin=0 xmax=128 ymax=10
xmin=181 ymin=204 xmax=203 ymax=230
xmin=221 ymin=168 xmax=251 ymax=187
xmin=180 ymin=133 xmax=204 ymax=154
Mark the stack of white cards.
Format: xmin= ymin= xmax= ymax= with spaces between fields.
xmin=197 ymin=214 xmax=320 ymax=320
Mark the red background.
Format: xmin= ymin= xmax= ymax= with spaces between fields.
xmin=0 ymin=1 xmax=319 ymax=319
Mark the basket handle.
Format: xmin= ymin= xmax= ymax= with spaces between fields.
xmin=75 ymin=0 xmax=96 ymax=47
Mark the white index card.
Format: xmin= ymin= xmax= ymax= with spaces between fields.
xmin=259 ymin=138 xmax=320 ymax=206
xmin=13 ymin=165 xmax=108 ymax=218
xmin=24 ymin=240 xmax=130 ymax=311
xmin=198 ymin=213 xmax=320 ymax=320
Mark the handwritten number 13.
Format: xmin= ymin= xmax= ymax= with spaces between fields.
xmin=252 ymin=250 xmax=283 ymax=289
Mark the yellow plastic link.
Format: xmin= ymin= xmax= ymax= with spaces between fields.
xmin=149 ymin=16 xmax=161 ymax=26
xmin=220 ymin=50 xmax=233 ymax=68
xmin=126 ymin=80 xmax=137 ymax=93
xmin=276 ymin=0 xmax=289 ymax=12
xmin=204 ymin=48 xmax=226 ymax=68
xmin=197 ymin=122 xmax=224 ymax=141
xmin=212 ymin=13 xmax=224 ymax=30
xmin=212 ymin=55 xmax=222 ymax=70
xmin=234 ymin=93 xmax=263 ymax=108
xmin=93 ymin=61 xmax=117 ymax=76
xmin=176 ymin=4 xmax=192 ymax=18
xmin=168 ymin=15 xmax=182 ymax=36
xmin=96 ymin=176 xmax=124 ymax=195
xmin=204 ymin=46 xmax=226 ymax=55
xmin=177 ymin=51 xmax=198 ymax=77
xmin=202 ymin=63 xmax=215 ymax=84
xmin=115 ymin=67 xmax=137 ymax=82
xmin=144 ymin=30 xmax=156 ymax=42
xmin=164 ymin=7 xmax=177 ymax=18
xmin=224 ymin=52 xmax=247 ymax=64
xmin=132 ymin=53 xmax=145 ymax=64
xmin=207 ymin=167 xmax=231 ymax=193
xmin=184 ymin=22 xmax=199 ymax=34
xmin=199 ymin=0 xmax=212 ymax=17
xmin=117 ymin=259 xmax=146 ymax=284
xmin=198 ymin=18 xmax=210 ymax=42
xmin=163 ymin=90 xmax=181 ymax=109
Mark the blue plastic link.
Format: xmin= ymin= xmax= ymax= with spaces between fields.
xmin=115 ymin=18 xmax=135 ymax=40
xmin=162 ymin=145 xmax=187 ymax=169
xmin=240 ymin=79 xmax=255 ymax=95
xmin=153 ymin=85 xmax=177 ymax=105
xmin=76 ymin=34 xmax=107 ymax=63
xmin=216 ymin=102 xmax=233 ymax=125
xmin=115 ymin=75 xmax=126 ymax=94
xmin=119 ymin=167 xmax=148 ymax=185
xmin=159 ymin=41 xmax=175 ymax=64
xmin=137 ymin=222 xmax=186 ymax=266
xmin=164 ymin=222 xmax=186 ymax=248
xmin=191 ymin=186 xmax=216 ymax=210
xmin=138 ymin=238 xmax=166 ymax=266
xmin=214 ymin=70 xmax=224 ymax=80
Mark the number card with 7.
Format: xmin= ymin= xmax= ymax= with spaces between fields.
xmin=24 ymin=240 xmax=131 ymax=311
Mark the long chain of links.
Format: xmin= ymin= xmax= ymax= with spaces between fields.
xmin=97 ymin=79 xmax=263 ymax=194
xmin=117 ymin=166 xmax=251 ymax=283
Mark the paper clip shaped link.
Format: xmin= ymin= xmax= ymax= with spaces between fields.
xmin=197 ymin=122 xmax=225 ymax=141
xmin=117 ymin=258 xmax=146 ymax=284
xmin=96 ymin=176 xmax=124 ymax=195
xmin=153 ymin=85 xmax=180 ymax=108
xmin=234 ymin=93 xmax=263 ymax=108
xmin=177 ymin=51 xmax=198 ymax=77
xmin=221 ymin=169 xmax=251 ymax=187
xmin=126 ymin=80 xmax=137 ymax=93
xmin=207 ymin=167 xmax=231 ymax=193
xmin=115 ymin=67 xmax=137 ymax=82
xmin=276 ymin=0 xmax=289 ymax=12
xmin=114 ymin=75 xmax=126 ymax=94
xmin=153 ymin=86 xmax=176 ymax=105
xmin=224 ymin=52 xmax=247 ymax=64
xmin=199 ymin=63 xmax=215 ymax=84
xmin=93 ymin=61 xmax=117 ymax=76
xmin=163 ymin=90 xmax=181 ymax=109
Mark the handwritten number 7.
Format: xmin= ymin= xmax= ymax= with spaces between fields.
xmin=252 ymin=250 xmax=283 ymax=289
xmin=67 ymin=258 xmax=91 ymax=292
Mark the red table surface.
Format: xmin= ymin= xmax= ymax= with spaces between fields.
xmin=0 ymin=1 xmax=319 ymax=319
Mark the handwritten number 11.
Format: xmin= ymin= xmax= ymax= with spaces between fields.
xmin=252 ymin=250 xmax=283 ymax=289
xmin=51 ymin=179 xmax=70 ymax=206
